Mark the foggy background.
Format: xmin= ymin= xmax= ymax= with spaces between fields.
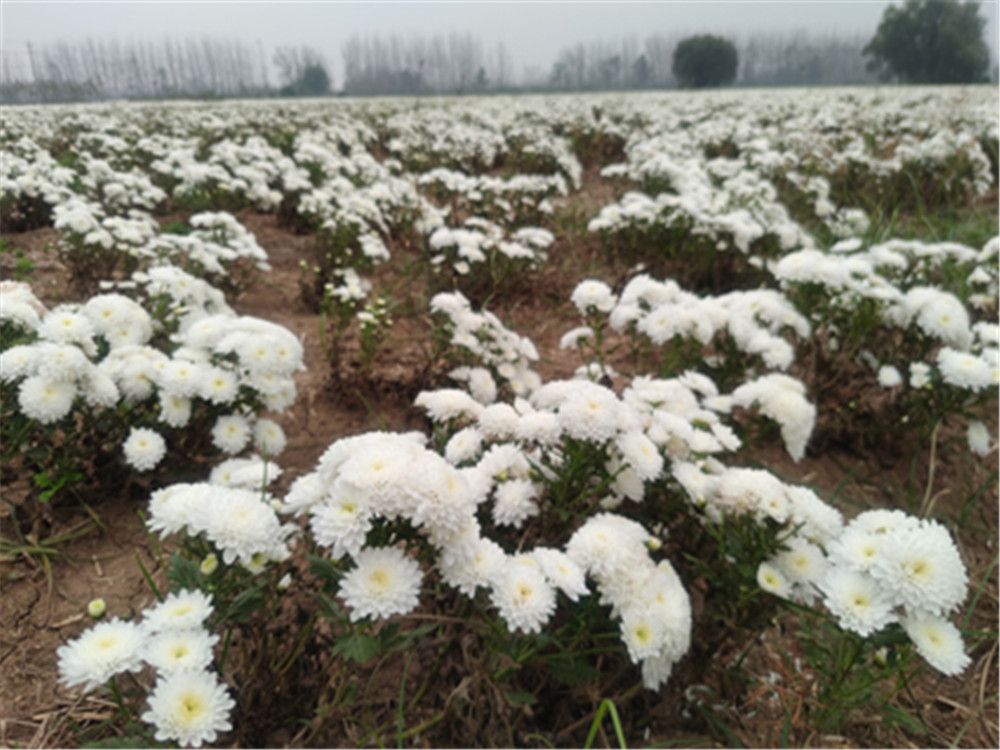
xmin=1 ymin=1 xmax=997 ymax=101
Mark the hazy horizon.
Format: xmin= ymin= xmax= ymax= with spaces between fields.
xmin=3 ymin=1 xmax=998 ymax=88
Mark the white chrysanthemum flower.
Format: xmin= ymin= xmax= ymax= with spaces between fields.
xmin=560 ymin=326 xmax=594 ymax=350
xmin=147 ymin=483 xmax=206 ymax=537
xmin=729 ymin=374 xmax=815 ymax=461
xmin=774 ymin=538 xmax=827 ymax=587
xmin=937 ymin=347 xmax=992 ymax=391
xmin=473 ymin=398 xmax=519 ymax=439
xmin=410 ymin=459 xmax=479 ymax=537
xmin=514 ymin=409 xmax=562 ymax=445
xmin=757 ymin=561 xmax=792 ymax=599
xmin=444 ymin=427 xmax=484 ymax=465
xmin=529 ymin=547 xmax=589 ymax=601
xmin=159 ymin=392 xmax=193 ymax=428
xmin=909 ymin=362 xmax=932 ymax=388
xmin=36 ymin=342 xmax=91 ymax=382
xmin=253 ymin=418 xmax=286 ymax=456
xmin=492 ymin=479 xmax=540 ymax=527
xmin=437 ymin=533 xmax=506 ymax=596
xmin=211 ymin=414 xmax=251 ymax=455
xmin=571 ymin=279 xmax=616 ymax=314
xmin=124 ymin=427 xmax=167 ymax=472
xmin=199 ymin=367 xmax=239 ymax=404
xmin=18 ymin=375 xmax=76 ymax=423
xmin=144 ymin=629 xmax=219 ymax=673
xmin=558 ymin=389 xmax=622 ymax=443
xmin=161 ymin=359 xmax=204 ymax=398
xmin=821 ymin=569 xmax=895 ymax=637
xmin=309 ymin=483 xmax=372 ymax=560
xmin=490 ymin=561 xmax=557 ymax=634
xmin=143 ymin=590 xmax=214 ymax=634
xmin=915 ymin=294 xmax=971 ymax=350
xmin=828 ymin=527 xmax=884 ymax=572
xmin=877 ymin=365 xmax=902 ymax=387
xmin=967 ymin=420 xmax=991 ymax=456
xmin=57 ymin=618 xmax=145 ymax=691
xmin=38 ymin=308 xmax=96 ymax=351
xmin=640 ymin=649 xmax=679 ymax=691
xmin=209 ymin=456 xmax=279 ymax=490
xmin=338 ymin=546 xmax=422 ymax=622
xmin=871 ymin=522 xmax=968 ymax=616
xmin=566 ymin=513 xmax=653 ymax=583
xmin=142 ymin=668 xmax=234 ymax=748
xmin=280 ymin=472 xmax=325 ymax=516
xmin=620 ymin=606 xmax=667 ymax=664
xmin=616 ymin=431 xmax=664 ymax=482
xmin=671 ymin=461 xmax=717 ymax=508
xmin=465 ymin=367 xmax=497 ymax=405
xmin=786 ymin=486 xmax=843 ymax=543
xmin=415 ymin=388 xmax=484 ymax=422
xmin=194 ymin=486 xmax=292 ymax=566
xmin=715 ymin=467 xmax=789 ymax=522
xmin=902 ymin=614 xmax=970 ymax=676
xmin=851 ymin=508 xmax=920 ymax=536
xmin=0 ymin=344 xmax=38 ymax=381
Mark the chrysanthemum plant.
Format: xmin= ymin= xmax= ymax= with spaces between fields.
xmin=775 ymin=240 xmax=998 ymax=449
xmin=1 ymin=280 xmax=299 ymax=514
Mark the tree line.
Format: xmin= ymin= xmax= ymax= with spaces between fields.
xmin=1 ymin=2 xmax=994 ymax=105
xmin=0 ymin=38 xmax=331 ymax=104
xmin=540 ymin=31 xmax=878 ymax=91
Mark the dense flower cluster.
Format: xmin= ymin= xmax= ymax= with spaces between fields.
xmin=22 ymin=89 xmax=997 ymax=738
xmin=57 ymin=591 xmax=233 ymax=748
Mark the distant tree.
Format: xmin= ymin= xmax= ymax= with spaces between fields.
xmin=633 ymin=54 xmax=651 ymax=88
xmin=672 ymin=35 xmax=738 ymax=88
xmin=863 ymin=0 xmax=990 ymax=83
xmin=299 ymin=64 xmax=330 ymax=95
xmin=274 ymin=45 xmax=331 ymax=95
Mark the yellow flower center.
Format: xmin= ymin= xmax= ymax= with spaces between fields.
xmin=369 ymin=568 xmax=390 ymax=592
xmin=177 ymin=692 xmax=205 ymax=726
xmin=905 ymin=559 xmax=930 ymax=580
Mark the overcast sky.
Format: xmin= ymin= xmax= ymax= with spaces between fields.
xmin=3 ymin=1 xmax=998 ymax=84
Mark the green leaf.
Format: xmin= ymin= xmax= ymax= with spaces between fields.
xmin=504 ymin=690 xmax=537 ymax=707
xmin=307 ymin=553 xmax=342 ymax=584
xmin=316 ymin=592 xmax=346 ymax=621
xmin=546 ymin=655 xmax=600 ymax=686
xmin=223 ymin=587 xmax=266 ymax=622
xmin=333 ymin=633 xmax=380 ymax=664
xmin=884 ymin=704 xmax=926 ymax=735
xmin=166 ymin=553 xmax=201 ymax=592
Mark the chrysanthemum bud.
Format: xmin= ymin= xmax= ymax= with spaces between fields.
xmin=200 ymin=553 xmax=219 ymax=576
xmin=87 ymin=598 xmax=107 ymax=619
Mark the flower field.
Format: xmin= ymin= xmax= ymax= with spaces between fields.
xmin=1 ymin=86 xmax=997 ymax=748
